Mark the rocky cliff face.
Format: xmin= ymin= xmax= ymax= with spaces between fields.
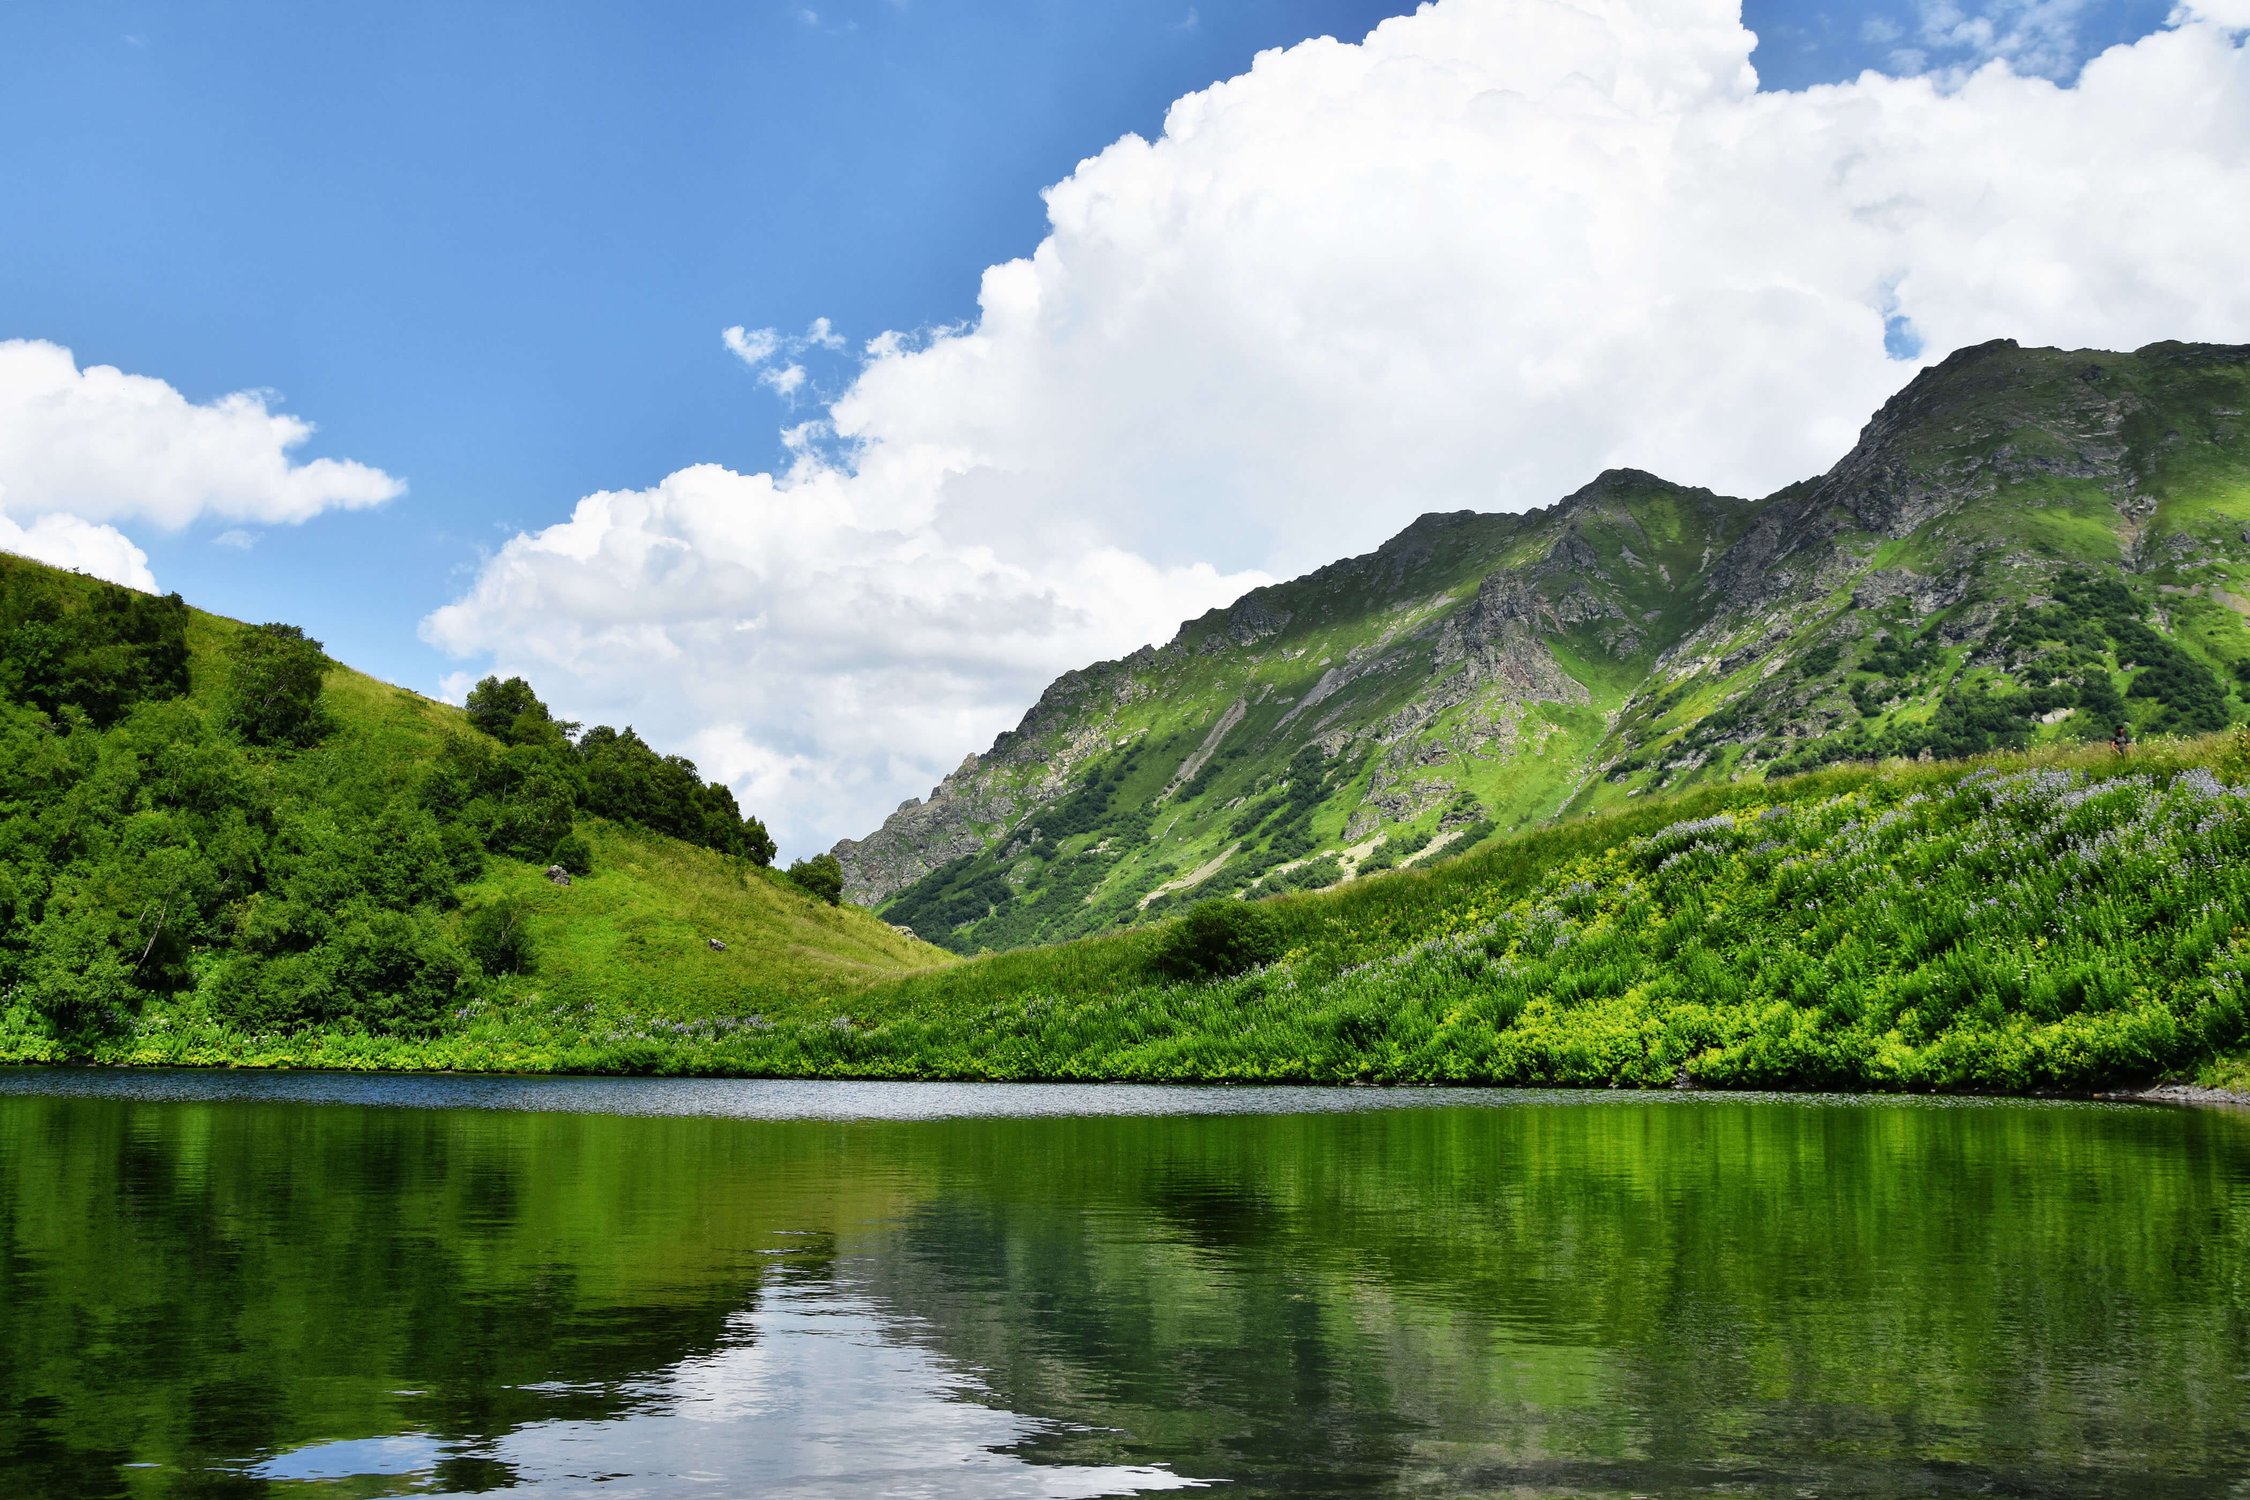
xmin=837 ymin=341 xmax=2250 ymax=950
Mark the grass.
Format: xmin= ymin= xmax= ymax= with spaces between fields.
xmin=460 ymin=820 xmax=941 ymax=1015
xmin=22 ymin=731 xmax=2249 ymax=1094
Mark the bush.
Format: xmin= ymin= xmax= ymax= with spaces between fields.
xmin=462 ymin=898 xmax=538 ymax=978
xmin=326 ymin=909 xmax=465 ymax=1036
xmin=1149 ymin=899 xmax=1284 ymax=985
xmin=550 ymin=831 xmax=593 ymax=876
xmin=223 ymin=623 xmax=330 ymax=748
xmin=464 ymin=674 xmax=573 ymax=748
xmin=788 ymin=853 xmax=845 ymax=906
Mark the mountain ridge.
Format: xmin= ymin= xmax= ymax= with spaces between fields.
xmin=837 ymin=338 xmax=2250 ymax=951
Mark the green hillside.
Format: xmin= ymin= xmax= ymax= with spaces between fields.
xmin=839 ymin=340 xmax=2250 ymax=955
xmin=0 ymin=551 xmax=949 ymax=1066
xmin=42 ymin=728 xmax=2238 ymax=1092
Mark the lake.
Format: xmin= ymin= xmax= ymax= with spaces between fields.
xmin=2 ymin=1071 xmax=2246 ymax=1497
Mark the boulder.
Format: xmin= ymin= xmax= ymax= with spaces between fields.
xmin=707 ymin=938 xmax=727 ymax=952
xmin=545 ymin=865 xmax=571 ymax=887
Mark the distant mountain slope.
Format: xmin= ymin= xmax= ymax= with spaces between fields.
xmin=0 ymin=551 xmax=945 ymax=1059
xmin=837 ymin=339 xmax=2250 ymax=953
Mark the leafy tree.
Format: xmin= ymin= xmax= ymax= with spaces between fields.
xmin=462 ymin=897 xmax=537 ymax=978
xmin=487 ymin=749 xmax=581 ymax=860
xmin=577 ymin=723 xmax=776 ymax=864
xmin=223 ymin=623 xmax=330 ymax=747
xmin=788 ymin=853 xmax=845 ymax=906
xmin=1149 ymin=899 xmax=1283 ymax=984
xmin=464 ymin=674 xmax=575 ymax=748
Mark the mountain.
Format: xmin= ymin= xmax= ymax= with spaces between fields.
xmin=837 ymin=338 xmax=2250 ymax=953
xmin=0 ymin=551 xmax=943 ymax=1062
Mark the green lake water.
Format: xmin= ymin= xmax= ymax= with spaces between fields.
xmin=2 ymin=1072 xmax=2247 ymax=1498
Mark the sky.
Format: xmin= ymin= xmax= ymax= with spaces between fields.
xmin=2 ymin=0 xmax=2244 ymax=857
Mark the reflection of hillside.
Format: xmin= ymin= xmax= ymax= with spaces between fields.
xmin=837 ymin=1104 xmax=2250 ymax=1496
xmin=0 ymin=1098 xmax=900 ymax=1490
xmin=5 ymin=1090 xmax=2249 ymax=1497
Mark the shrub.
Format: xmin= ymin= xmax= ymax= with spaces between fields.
xmin=1149 ymin=899 xmax=1283 ymax=985
xmin=326 ymin=909 xmax=465 ymax=1036
xmin=788 ymin=853 xmax=845 ymax=906
xmin=223 ymin=624 xmax=331 ymax=748
xmin=550 ymin=831 xmax=593 ymax=876
xmin=463 ymin=898 xmax=538 ymax=978
xmin=464 ymin=674 xmax=573 ymax=747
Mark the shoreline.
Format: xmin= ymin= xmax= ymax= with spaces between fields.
xmin=7 ymin=1056 xmax=2249 ymax=1111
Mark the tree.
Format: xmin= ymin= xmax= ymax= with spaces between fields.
xmin=223 ymin=624 xmax=330 ymax=747
xmin=787 ymin=853 xmax=845 ymax=906
xmin=462 ymin=897 xmax=537 ymax=978
xmin=464 ymin=675 xmax=573 ymax=747
xmin=1149 ymin=899 xmax=1283 ymax=984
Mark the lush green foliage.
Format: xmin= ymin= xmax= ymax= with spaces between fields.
xmin=24 ymin=721 xmax=2243 ymax=1095
xmin=787 ymin=853 xmax=845 ymax=905
xmin=462 ymin=897 xmax=538 ymax=977
xmin=222 ymin=623 xmax=333 ymax=747
xmin=452 ymin=677 xmax=778 ymax=865
xmin=0 ymin=557 xmax=931 ymax=1057
xmin=1148 ymin=898 xmax=1282 ymax=983
xmin=550 ymin=830 xmax=594 ymax=876
xmin=0 ymin=556 xmax=189 ymax=725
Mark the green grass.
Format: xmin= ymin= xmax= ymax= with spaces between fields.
xmin=460 ymin=820 xmax=941 ymax=1015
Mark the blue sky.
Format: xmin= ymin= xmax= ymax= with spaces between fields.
xmin=5 ymin=1 xmax=1427 ymax=679
xmin=2 ymin=0 xmax=2238 ymax=852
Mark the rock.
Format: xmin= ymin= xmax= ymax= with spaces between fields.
xmin=887 ymin=923 xmax=920 ymax=941
xmin=707 ymin=938 xmax=727 ymax=952
xmin=545 ymin=865 xmax=571 ymax=887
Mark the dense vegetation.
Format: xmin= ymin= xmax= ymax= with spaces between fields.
xmin=17 ymin=625 xmax=2245 ymax=1095
xmin=0 ymin=554 xmax=930 ymax=1057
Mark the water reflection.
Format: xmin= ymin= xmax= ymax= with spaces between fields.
xmin=2 ymin=1073 xmax=2247 ymax=1497
xmin=250 ymin=1279 xmax=1200 ymax=1497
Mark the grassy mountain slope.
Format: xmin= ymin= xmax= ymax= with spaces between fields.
xmin=841 ymin=340 xmax=2250 ymax=955
xmin=0 ymin=552 xmax=947 ymax=1066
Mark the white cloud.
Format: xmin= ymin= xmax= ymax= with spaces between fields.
xmin=0 ymin=339 xmax=399 ymax=593
xmin=0 ymin=511 xmax=155 ymax=592
xmin=722 ymin=325 xmax=783 ymax=365
xmin=723 ymin=319 xmax=849 ymax=396
xmin=429 ymin=0 xmax=2250 ymax=858
xmin=0 ymin=340 xmax=401 ymax=534
xmin=421 ymin=462 xmax=1262 ymax=856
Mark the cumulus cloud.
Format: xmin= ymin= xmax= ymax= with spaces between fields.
xmin=0 ymin=511 xmax=155 ymax=592
xmin=421 ymin=462 xmax=1262 ymax=852
xmin=428 ymin=0 xmax=2250 ymax=857
xmin=0 ymin=339 xmax=402 ymax=588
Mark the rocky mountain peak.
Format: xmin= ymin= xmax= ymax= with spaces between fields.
xmin=836 ymin=340 xmax=2250 ymax=947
